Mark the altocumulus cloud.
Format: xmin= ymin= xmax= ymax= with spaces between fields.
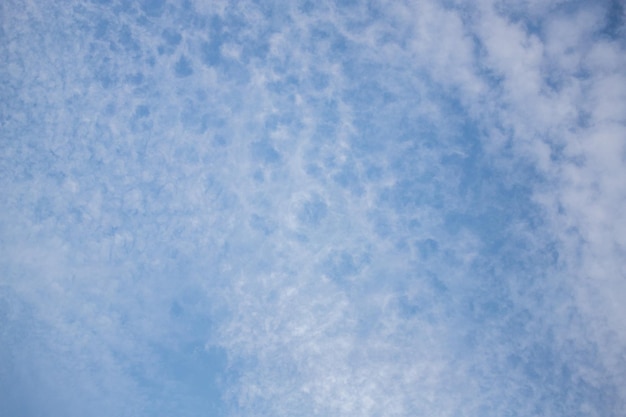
xmin=1 ymin=0 xmax=625 ymax=416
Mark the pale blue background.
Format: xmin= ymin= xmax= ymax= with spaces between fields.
xmin=1 ymin=1 xmax=625 ymax=416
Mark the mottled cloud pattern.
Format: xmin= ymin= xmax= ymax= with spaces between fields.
xmin=1 ymin=0 xmax=625 ymax=416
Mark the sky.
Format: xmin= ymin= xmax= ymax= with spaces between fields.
xmin=1 ymin=0 xmax=625 ymax=416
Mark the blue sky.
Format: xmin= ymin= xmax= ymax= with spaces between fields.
xmin=1 ymin=0 xmax=625 ymax=416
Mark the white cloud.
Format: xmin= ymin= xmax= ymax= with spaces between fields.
xmin=1 ymin=0 xmax=624 ymax=415
xmin=464 ymin=0 xmax=626 ymax=400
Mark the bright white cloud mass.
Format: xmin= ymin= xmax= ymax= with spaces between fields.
xmin=1 ymin=0 xmax=625 ymax=416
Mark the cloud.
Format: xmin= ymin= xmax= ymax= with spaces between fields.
xmin=464 ymin=0 xmax=626 ymax=404
xmin=1 ymin=0 xmax=624 ymax=416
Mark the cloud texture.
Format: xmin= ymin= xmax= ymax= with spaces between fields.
xmin=1 ymin=0 xmax=625 ymax=416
